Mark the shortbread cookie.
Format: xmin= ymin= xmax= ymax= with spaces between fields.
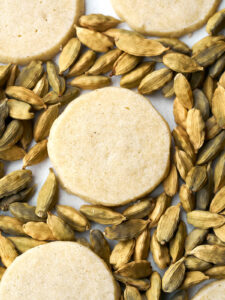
xmin=0 ymin=242 xmax=120 ymax=300
xmin=0 ymin=0 xmax=84 ymax=64
xmin=192 ymin=279 xmax=225 ymax=300
xmin=48 ymin=87 xmax=171 ymax=206
xmin=110 ymin=0 xmax=221 ymax=37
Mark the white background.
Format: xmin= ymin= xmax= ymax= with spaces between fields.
xmin=2 ymin=0 xmax=225 ymax=299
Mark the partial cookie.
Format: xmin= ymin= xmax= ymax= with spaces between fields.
xmin=48 ymin=87 xmax=171 ymax=206
xmin=110 ymin=0 xmax=221 ymax=37
xmin=0 ymin=0 xmax=84 ymax=64
xmin=0 ymin=242 xmax=120 ymax=300
xmin=192 ymin=279 xmax=225 ymax=300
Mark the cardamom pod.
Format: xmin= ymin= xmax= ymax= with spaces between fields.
xmin=190 ymin=71 xmax=205 ymax=90
xmin=79 ymin=14 xmax=122 ymax=32
xmin=209 ymin=53 xmax=225 ymax=78
xmin=185 ymin=228 xmax=208 ymax=253
xmin=67 ymin=50 xmax=96 ymax=77
xmin=163 ymin=52 xmax=203 ymax=73
xmin=76 ymin=26 xmax=114 ymax=52
xmin=214 ymin=223 xmax=225 ymax=243
xmin=90 ymin=229 xmax=111 ymax=265
xmin=174 ymin=148 xmax=194 ymax=181
xmin=0 ymin=64 xmax=12 ymax=86
xmin=185 ymin=256 xmax=212 ymax=271
xmin=180 ymin=271 xmax=209 ymax=290
xmin=35 ymin=168 xmax=57 ymax=218
xmin=0 ymin=232 xmax=18 ymax=267
xmin=23 ymin=222 xmax=55 ymax=241
xmin=210 ymin=186 xmax=225 ymax=213
xmin=149 ymin=192 xmax=171 ymax=228
xmin=8 ymin=236 xmax=46 ymax=253
xmin=0 ymin=216 xmax=25 ymax=236
xmin=156 ymin=38 xmax=190 ymax=54
xmin=22 ymin=139 xmax=48 ymax=168
xmin=69 ymin=75 xmax=111 ymax=89
xmin=162 ymin=257 xmax=185 ymax=293
xmin=47 ymin=212 xmax=75 ymax=241
xmin=212 ymin=85 xmax=225 ymax=129
xmin=42 ymin=91 xmax=59 ymax=106
xmin=0 ymin=169 xmax=32 ymax=198
xmin=205 ymin=116 xmax=221 ymax=140
xmin=138 ymin=68 xmax=173 ymax=95
xmin=203 ymin=75 xmax=216 ymax=106
xmin=192 ymin=35 xmax=225 ymax=55
xmin=0 ymin=119 xmax=23 ymax=151
xmin=20 ymin=120 xmax=33 ymax=150
xmin=114 ymin=274 xmax=150 ymax=291
xmin=104 ymin=219 xmax=149 ymax=241
xmin=162 ymin=79 xmax=175 ymax=98
xmin=58 ymin=86 xmax=80 ymax=106
xmin=214 ymin=150 xmax=225 ymax=192
xmin=172 ymin=126 xmax=195 ymax=160
xmin=179 ymin=184 xmax=195 ymax=212
xmin=112 ymin=53 xmax=141 ymax=76
xmin=187 ymin=210 xmax=225 ymax=229
xmin=174 ymin=73 xmax=193 ymax=109
xmin=156 ymin=203 xmax=181 ymax=245
xmin=134 ymin=228 xmax=150 ymax=261
xmin=76 ymin=237 xmax=91 ymax=249
xmin=0 ymin=145 xmax=26 ymax=161
xmin=46 ymin=61 xmax=65 ymax=96
xmin=0 ymin=162 xmax=3 ymax=178
xmin=103 ymin=28 xmax=143 ymax=39
xmin=110 ymin=239 xmax=135 ymax=269
xmin=80 ymin=204 xmax=125 ymax=225
xmin=145 ymin=271 xmax=161 ymax=300
xmin=10 ymin=202 xmax=45 ymax=222
xmin=219 ymin=70 xmax=225 ymax=88
xmin=122 ymin=198 xmax=155 ymax=219
xmin=173 ymin=98 xmax=187 ymax=129
xmin=33 ymin=73 xmax=49 ymax=97
xmin=205 ymin=265 xmax=225 ymax=279
xmin=207 ymin=233 xmax=225 ymax=246
xmin=115 ymin=260 xmax=152 ymax=279
xmin=169 ymin=221 xmax=187 ymax=263
xmin=0 ymin=267 xmax=6 ymax=280
xmin=59 ymin=38 xmax=81 ymax=74
xmin=34 ymin=104 xmax=59 ymax=142
xmin=16 ymin=60 xmax=43 ymax=89
xmin=6 ymin=64 xmax=19 ymax=87
xmin=189 ymin=244 xmax=225 ymax=264
xmin=8 ymin=99 xmax=34 ymax=120
xmin=196 ymin=162 xmax=213 ymax=210
xmin=56 ymin=205 xmax=90 ymax=232
xmin=0 ymin=100 xmax=8 ymax=137
xmin=124 ymin=285 xmax=141 ymax=300
xmin=150 ymin=230 xmax=170 ymax=270
xmin=206 ymin=8 xmax=225 ymax=35
xmin=163 ymin=163 xmax=178 ymax=197
xmin=186 ymin=165 xmax=207 ymax=192
xmin=170 ymin=290 xmax=188 ymax=300
xmin=193 ymin=89 xmax=210 ymax=121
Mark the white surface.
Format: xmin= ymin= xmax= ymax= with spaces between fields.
xmin=2 ymin=0 xmax=225 ymax=299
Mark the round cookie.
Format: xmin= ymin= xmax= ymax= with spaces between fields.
xmin=0 ymin=242 xmax=119 ymax=300
xmin=0 ymin=0 xmax=84 ymax=64
xmin=110 ymin=0 xmax=221 ymax=37
xmin=48 ymin=87 xmax=171 ymax=206
xmin=192 ymin=280 xmax=225 ymax=300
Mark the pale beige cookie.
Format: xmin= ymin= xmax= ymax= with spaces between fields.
xmin=110 ymin=0 xmax=221 ymax=37
xmin=48 ymin=87 xmax=171 ymax=206
xmin=0 ymin=242 xmax=120 ymax=300
xmin=0 ymin=0 xmax=84 ymax=64
xmin=192 ymin=280 xmax=225 ymax=300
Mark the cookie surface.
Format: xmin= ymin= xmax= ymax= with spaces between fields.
xmin=192 ymin=280 xmax=225 ymax=300
xmin=0 ymin=0 xmax=84 ymax=64
xmin=48 ymin=87 xmax=171 ymax=206
xmin=0 ymin=242 xmax=119 ymax=300
xmin=110 ymin=0 xmax=221 ymax=37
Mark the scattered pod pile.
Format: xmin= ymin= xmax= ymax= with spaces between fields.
xmin=1 ymin=9 xmax=225 ymax=300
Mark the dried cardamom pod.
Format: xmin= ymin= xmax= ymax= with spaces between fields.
xmin=42 ymin=91 xmax=59 ymax=106
xmin=76 ymin=237 xmax=91 ymax=249
xmin=150 ymin=230 xmax=170 ymax=270
xmin=207 ymin=233 xmax=225 ymax=246
xmin=103 ymin=28 xmax=143 ymax=39
xmin=206 ymin=8 xmax=225 ymax=35
xmin=20 ymin=120 xmax=33 ymax=150
xmin=214 ymin=150 xmax=225 ymax=193
xmin=209 ymin=54 xmax=225 ymax=78
xmin=69 ymin=75 xmax=111 ymax=89
xmin=87 ymin=48 xmax=122 ymax=75
xmin=16 ymin=60 xmax=43 ymax=89
xmin=0 ymin=232 xmax=18 ymax=267
xmin=173 ymin=98 xmax=187 ymax=129
xmin=110 ymin=239 xmax=135 ymax=269
xmin=203 ymin=75 xmax=216 ymax=106
xmin=179 ymin=184 xmax=195 ymax=212
xmin=0 ymin=216 xmax=25 ymax=236
xmin=180 ymin=271 xmax=209 ymax=289
xmin=0 ymin=64 xmax=12 ymax=86
xmin=205 ymin=266 xmax=225 ymax=279
xmin=185 ymin=256 xmax=212 ymax=271
xmin=34 ymin=104 xmax=59 ymax=142
xmin=185 ymin=228 xmax=208 ymax=253
xmin=115 ymin=260 xmax=152 ymax=279
xmin=156 ymin=38 xmax=190 ymax=54
xmin=90 ymin=229 xmax=111 ymax=265
xmin=219 ymin=70 xmax=225 ymax=88
xmin=80 ymin=205 xmax=125 ymax=225
xmin=46 ymin=61 xmax=65 ymax=96
xmin=35 ymin=168 xmax=57 ymax=218
xmin=156 ymin=203 xmax=181 ymax=245
xmin=163 ymin=163 xmax=178 ymax=197
xmin=122 ymin=198 xmax=155 ymax=219
xmin=58 ymin=86 xmax=80 ymax=106
xmin=193 ymin=89 xmax=210 ymax=121
xmin=0 ymin=119 xmax=23 ymax=151
xmin=162 ymin=257 xmax=185 ymax=293
xmin=59 ymin=38 xmax=81 ymax=74
xmin=187 ymin=210 xmax=225 ymax=229
xmin=172 ymin=126 xmax=195 ymax=160
xmin=189 ymin=244 xmax=225 ymax=264
xmin=10 ymin=202 xmax=45 ymax=223
xmin=0 ymin=100 xmax=8 ymax=137
xmin=8 ymin=236 xmax=46 ymax=253
xmin=193 ymin=36 xmax=225 ymax=55
xmin=23 ymin=139 xmax=48 ymax=168
xmin=205 ymin=116 xmax=221 ymax=140
xmin=114 ymin=274 xmax=150 ymax=291
xmin=197 ymin=130 xmax=225 ymax=165
xmin=169 ymin=221 xmax=187 ymax=263
xmin=0 ymin=267 xmax=6 ymax=280
xmin=210 ymin=186 xmax=225 ymax=213
xmin=170 ymin=290 xmax=188 ymax=300
xmin=190 ymin=71 xmax=205 ymax=90
xmin=56 ymin=205 xmax=90 ymax=232
xmin=138 ymin=68 xmax=173 ymax=95
xmin=47 ymin=212 xmax=75 ymax=241
xmin=214 ymin=223 xmax=225 ymax=243
xmin=33 ymin=73 xmax=49 ymax=97
xmin=0 ymin=169 xmax=32 ymax=198
xmin=104 ymin=219 xmax=150 ymax=241
xmin=174 ymin=148 xmax=193 ymax=181
xmin=6 ymin=64 xmax=19 ymax=87
xmin=124 ymin=285 xmax=141 ymax=300
xmin=67 ymin=50 xmax=96 ymax=77
xmin=0 ymin=162 xmax=4 ymax=178
xmin=0 ymin=186 xmax=34 ymax=211
xmin=163 ymin=52 xmax=203 ymax=73
xmin=174 ymin=73 xmax=193 ymax=109
xmin=212 ymin=85 xmax=225 ymax=129
xmin=120 ymin=62 xmax=155 ymax=89
xmin=112 ymin=53 xmax=141 ymax=76
xmin=5 ymin=86 xmax=45 ymax=108
xmin=0 ymin=145 xmax=25 ymax=161
xmin=149 ymin=193 xmax=171 ymax=228
xmin=134 ymin=228 xmax=150 ymax=261
xmin=79 ymin=14 xmax=122 ymax=32
xmin=162 ymin=79 xmax=175 ymax=98
xmin=76 ymin=26 xmax=114 ymax=52
xmin=196 ymin=162 xmax=214 ymax=210
xmin=145 ymin=271 xmax=161 ymax=300
xmin=186 ymin=165 xmax=207 ymax=192
xmin=8 ymin=99 xmax=34 ymax=120
xmin=23 ymin=222 xmax=55 ymax=241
